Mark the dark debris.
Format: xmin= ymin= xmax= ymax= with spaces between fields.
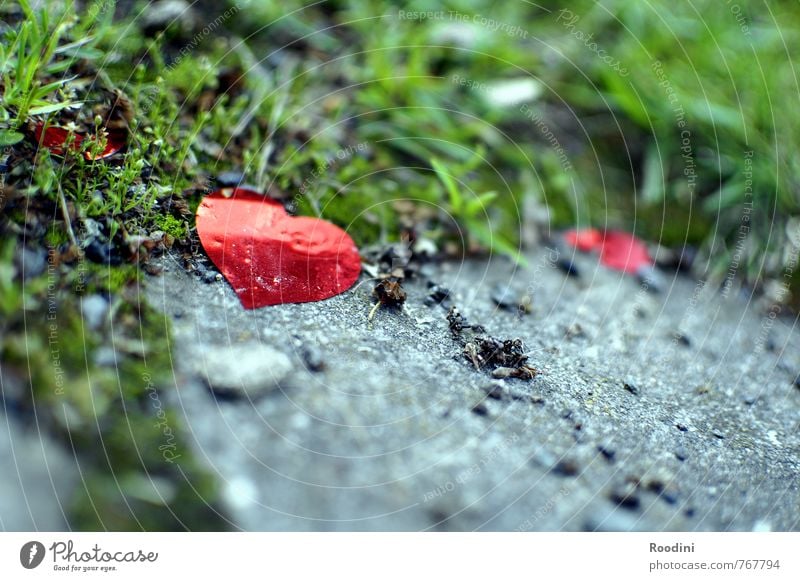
xmin=424 ymin=282 xmax=451 ymax=308
xmin=447 ymin=306 xmax=538 ymax=380
xmin=372 ymin=277 xmax=407 ymax=309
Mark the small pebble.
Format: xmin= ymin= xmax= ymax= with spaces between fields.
xmin=215 ymin=170 xmax=246 ymax=188
xmin=471 ymin=401 xmax=489 ymax=417
xmin=551 ymin=458 xmax=579 ymax=477
xmin=518 ymin=294 xmax=533 ymax=315
xmin=674 ymin=332 xmax=692 ymax=347
xmin=636 ymin=266 xmax=663 ymax=294
xmin=555 ymin=257 xmax=579 ymax=277
xmin=490 ymin=284 xmax=517 ymax=311
xmin=492 ymin=366 xmax=515 ymax=379
xmin=657 ymin=488 xmax=679 ymax=506
xmin=483 ymin=383 xmax=505 ymax=400
xmin=530 ymin=449 xmax=558 ymax=470
xmin=583 ymin=508 xmax=640 ymax=532
xmin=565 ymin=322 xmax=585 ymax=339
xmin=674 ymin=446 xmax=688 ymax=462
xmin=222 ymin=476 xmax=258 ymax=511
xmin=623 ymin=380 xmax=640 ymax=396
xmin=201 ymin=269 xmax=219 ymax=284
xmin=142 ymin=0 xmax=195 ymax=36
xmin=302 ymin=345 xmax=325 ymax=372
xmin=93 ymin=347 xmax=117 ymax=368
xmin=15 ymin=247 xmax=47 ymax=279
xmin=197 ymin=343 xmax=293 ymax=399
xmin=81 ymin=294 xmax=109 ymax=330
xmin=609 ymin=482 xmax=641 ymax=511
xmin=84 ymin=238 xmax=121 ymax=265
xmin=425 ymin=283 xmax=451 ymax=307
xmin=597 ymin=445 xmax=616 ymax=462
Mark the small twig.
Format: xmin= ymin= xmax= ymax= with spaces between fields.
xmin=57 ymin=182 xmax=80 ymax=251
xmin=368 ymin=301 xmax=381 ymax=322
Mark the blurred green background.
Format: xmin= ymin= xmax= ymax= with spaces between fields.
xmin=217 ymin=0 xmax=800 ymax=288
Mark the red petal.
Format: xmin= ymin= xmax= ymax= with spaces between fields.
xmin=598 ymin=230 xmax=652 ymax=274
xmin=196 ymin=188 xmax=361 ymax=309
xmin=33 ymin=124 xmax=83 ymax=155
xmin=33 ymin=124 xmax=124 ymax=159
xmin=83 ymin=131 xmax=125 ymax=160
xmin=564 ymin=228 xmax=602 ymax=252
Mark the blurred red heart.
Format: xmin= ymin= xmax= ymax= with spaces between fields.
xmin=598 ymin=230 xmax=652 ymax=274
xmin=564 ymin=228 xmax=652 ymax=274
xmin=33 ymin=123 xmax=125 ymax=160
xmin=196 ymin=188 xmax=361 ymax=309
xmin=564 ymin=228 xmax=602 ymax=252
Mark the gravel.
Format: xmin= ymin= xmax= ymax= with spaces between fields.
xmin=143 ymin=246 xmax=800 ymax=531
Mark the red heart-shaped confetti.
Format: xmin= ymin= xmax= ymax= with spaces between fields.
xmin=597 ymin=230 xmax=652 ymax=274
xmin=33 ymin=123 xmax=125 ymax=160
xmin=564 ymin=228 xmax=602 ymax=252
xmin=196 ymin=188 xmax=362 ymax=309
xmin=564 ymin=228 xmax=652 ymax=274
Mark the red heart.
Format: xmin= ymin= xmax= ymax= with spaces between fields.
xmin=33 ymin=123 xmax=125 ymax=160
xmin=564 ymin=228 xmax=602 ymax=252
xmin=564 ymin=228 xmax=652 ymax=274
xmin=597 ymin=230 xmax=652 ymax=274
xmin=196 ymin=188 xmax=361 ymax=309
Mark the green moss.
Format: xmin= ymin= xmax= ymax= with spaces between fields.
xmin=0 ymin=237 xmax=227 ymax=530
xmin=152 ymin=213 xmax=188 ymax=240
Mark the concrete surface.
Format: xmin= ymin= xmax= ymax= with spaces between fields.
xmin=143 ymin=246 xmax=800 ymax=531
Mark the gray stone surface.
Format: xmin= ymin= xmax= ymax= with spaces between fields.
xmin=0 ymin=411 xmax=77 ymax=531
xmin=145 ymin=247 xmax=800 ymax=531
xmin=191 ymin=342 xmax=294 ymax=399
